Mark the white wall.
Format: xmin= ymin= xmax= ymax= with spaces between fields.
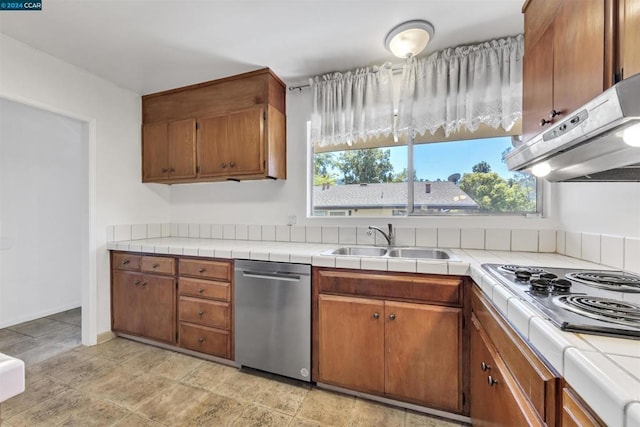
xmin=0 ymin=35 xmax=171 ymax=340
xmin=552 ymin=182 xmax=640 ymax=238
xmin=0 ymin=99 xmax=84 ymax=327
xmin=170 ymin=87 xmax=557 ymax=231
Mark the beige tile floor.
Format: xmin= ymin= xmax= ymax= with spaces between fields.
xmin=0 ymin=309 xmax=465 ymax=427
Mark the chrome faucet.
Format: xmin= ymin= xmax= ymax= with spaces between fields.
xmin=367 ymin=223 xmax=394 ymax=246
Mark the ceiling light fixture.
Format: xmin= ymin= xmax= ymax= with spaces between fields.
xmin=384 ymin=20 xmax=435 ymax=58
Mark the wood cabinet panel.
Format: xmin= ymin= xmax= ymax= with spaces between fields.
xmin=179 ymin=322 xmax=231 ymax=359
xmin=166 ymin=118 xmax=197 ymax=179
xmin=178 ymin=296 xmax=230 ymax=329
xmin=384 ymin=301 xmax=461 ymax=412
xmin=142 ymin=274 xmax=176 ymax=343
xmin=561 ymin=387 xmax=604 ymax=427
xmin=553 ymin=0 xmax=607 ymax=116
xmin=523 ymin=25 xmax=554 ymax=142
xmin=317 ymin=294 xmax=385 ymax=394
xmin=112 ymin=253 xmax=141 ymax=271
xmin=112 ymin=270 xmax=144 ymax=335
xmin=198 ymin=114 xmax=228 ymax=177
xmin=179 ymin=259 xmax=231 ymax=281
xmin=315 ymin=268 xmax=462 ymax=306
xmin=179 ymin=277 xmax=230 ymax=301
xmin=267 ymin=105 xmax=286 ymax=179
xmin=141 ymin=256 xmax=175 ymax=275
xmin=470 ymin=314 xmax=544 ymax=427
xmin=142 ymin=122 xmax=169 ymax=181
xmin=621 ymin=0 xmax=640 ymax=78
xmin=226 ymin=108 xmax=264 ymax=176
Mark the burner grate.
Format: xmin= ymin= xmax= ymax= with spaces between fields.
xmin=554 ymin=295 xmax=640 ymax=327
xmin=566 ymin=271 xmax=640 ymax=293
xmin=500 ymin=265 xmax=547 ymax=275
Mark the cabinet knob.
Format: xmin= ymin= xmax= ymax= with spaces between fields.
xmin=140 ymin=281 xmax=147 ymax=287
xmin=373 ymin=312 xmax=380 ymax=319
xmin=198 ymin=337 xmax=205 ymax=343
xmin=481 ymin=362 xmax=490 ymax=372
xmin=549 ymin=109 xmax=562 ymax=118
xmin=152 ymin=263 xmax=159 ymax=269
xmin=122 ymin=259 xmax=130 ymax=265
xmin=229 ymin=161 xmax=235 ymax=168
xmin=488 ymin=376 xmax=498 ymax=386
xmin=198 ymin=268 xmax=206 ymax=273
xmin=198 ymin=288 xmax=205 ymax=294
xmin=134 ymin=280 xmax=141 ymax=286
xmin=161 ymin=168 xmax=169 ymax=173
xmin=221 ymin=162 xmax=227 ymax=168
xmin=540 ymin=118 xmax=552 ymax=127
xmin=169 ymin=168 xmax=175 ymax=172
xmin=198 ymin=310 xmax=205 ymax=317
xmin=389 ymin=314 xmax=396 ymax=320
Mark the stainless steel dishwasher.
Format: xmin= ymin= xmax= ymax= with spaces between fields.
xmin=234 ymin=260 xmax=311 ymax=382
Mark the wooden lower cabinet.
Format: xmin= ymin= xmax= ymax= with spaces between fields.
xmin=470 ymin=285 xmax=558 ymax=426
xmin=314 ymin=268 xmax=466 ymax=414
xmin=561 ymin=387 xmax=604 ymax=427
xmin=111 ymin=269 xmax=176 ymax=344
xmin=179 ymin=322 xmax=231 ymax=359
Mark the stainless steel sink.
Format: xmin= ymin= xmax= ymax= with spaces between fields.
xmin=387 ymin=248 xmax=452 ymax=259
xmin=330 ymin=246 xmax=388 ymax=257
xmin=323 ymin=246 xmax=458 ymax=261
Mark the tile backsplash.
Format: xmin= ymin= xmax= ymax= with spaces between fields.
xmin=106 ymin=223 xmax=640 ymax=274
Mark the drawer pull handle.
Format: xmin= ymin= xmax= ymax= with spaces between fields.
xmin=198 ymin=268 xmax=206 ymax=273
xmin=198 ymin=310 xmax=205 ymax=317
xmin=389 ymin=314 xmax=396 ymax=320
xmin=134 ymin=281 xmax=141 ymax=286
xmin=198 ymin=288 xmax=205 ymax=294
xmin=198 ymin=337 xmax=205 ymax=343
xmin=540 ymin=118 xmax=552 ymax=127
xmin=481 ymin=362 xmax=490 ymax=372
xmin=549 ymin=109 xmax=562 ymax=118
xmin=488 ymin=376 xmax=498 ymax=386
xmin=122 ymin=260 xmax=130 ymax=265
xmin=152 ymin=263 xmax=159 ymax=268
xmin=373 ymin=312 xmax=380 ymax=319
xmin=140 ymin=281 xmax=147 ymax=287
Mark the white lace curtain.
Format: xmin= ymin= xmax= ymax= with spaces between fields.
xmin=310 ymin=63 xmax=394 ymax=148
xmin=397 ymin=34 xmax=524 ymax=138
xmin=309 ymin=35 xmax=523 ymax=148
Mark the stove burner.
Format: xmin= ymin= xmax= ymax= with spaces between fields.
xmin=515 ymin=269 xmax=532 ymax=280
xmin=500 ymin=265 xmax=547 ymax=275
xmin=552 ymin=278 xmax=572 ymax=292
xmin=566 ymin=272 xmax=640 ymax=293
xmin=530 ymin=278 xmax=551 ymax=291
xmin=554 ymin=295 xmax=640 ymax=327
xmin=540 ymin=272 xmax=558 ymax=280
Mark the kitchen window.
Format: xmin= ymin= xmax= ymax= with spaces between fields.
xmin=310 ymin=135 xmax=538 ymax=217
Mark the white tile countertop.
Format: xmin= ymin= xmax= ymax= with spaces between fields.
xmin=109 ymin=237 xmax=640 ymax=426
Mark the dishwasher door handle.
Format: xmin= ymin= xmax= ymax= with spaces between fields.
xmin=241 ymin=271 xmax=302 ymax=282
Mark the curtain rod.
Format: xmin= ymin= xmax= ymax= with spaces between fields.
xmin=288 ymin=63 xmax=405 ymax=92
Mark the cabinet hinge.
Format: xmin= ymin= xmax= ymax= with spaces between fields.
xmin=263 ymin=111 xmax=267 ymax=120
xmin=263 ymin=160 xmax=266 ymax=169
xmin=462 ymin=316 xmax=466 ymax=329
xmin=614 ymin=68 xmax=624 ymax=84
xmin=196 ymin=165 xmax=200 ymax=173
xmin=195 ymin=121 xmax=199 ymax=130
xmin=462 ymin=392 xmax=466 ymax=406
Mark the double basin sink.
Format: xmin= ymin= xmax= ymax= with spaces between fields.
xmin=323 ymin=246 xmax=459 ymax=261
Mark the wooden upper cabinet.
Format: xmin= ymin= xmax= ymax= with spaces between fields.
xmin=621 ymin=0 xmax=640 ymax=79
xmin=142 ymin=68 xmax=286 ymax=184
xmin=522 ymin=0 xmax=613 ymax=141
xmin=142 ymin=118 xmax=196 ymax=182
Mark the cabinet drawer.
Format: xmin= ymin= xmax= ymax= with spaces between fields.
xmin=179 ymin=322 xmax=231 ymax=359
xmin=179 ymin=278 xmax=230 ymax=301
xmin=112 ymin=253 xmax=141 ymax=271
xmin=562 ymin=387 xmax=604 ymax=427
xmin=179 ymin=296 xmax=230 ymax=329
xmin=141 ymin=256 xmax=175 ymax=275
xmin=315 ymin=268 xmax=462 ymax=306
xmin=179 ymin=259 xmax=231 ymax=281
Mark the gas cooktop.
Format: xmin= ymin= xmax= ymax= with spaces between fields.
xmin=482 ymin=264 xmax=640 ymax=339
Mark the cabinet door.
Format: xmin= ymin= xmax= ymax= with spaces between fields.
xmin=198 ymin=114 xmax=229 ymax=177
xmin=622 ymin=0 xmax=640 ymax=79
xmin=317 ymin=294 xmax=384 ymax=394
xmin=141 ymin=274 xmax=176 ymax=344
xmin=553 ymin=0 xmax=606 ymax=116
xmin=167 ymin=118 xmax=196 ymax=179
xmin=470 ymin=315 xmax=544 ymax=427
xmin=384 ymin=301 xmax=461 ymax=412
xmin=227 ymin=108 xmax=264 ymax=176
xmin=523 ymin=25 xmax=554 ymax=142
xmin=142 ymin=122 xmax=169 ymax=181
xmin=112 ymin=270 xmax=144 ymax=335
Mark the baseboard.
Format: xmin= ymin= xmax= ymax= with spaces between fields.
xmin=97 ymin=330 xmax=116 ymax=344
xmin=0 ymin=302 xmax=81 ymax=329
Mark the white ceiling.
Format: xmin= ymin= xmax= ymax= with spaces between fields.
xmin=0 ymin=1 xmax=524 ymax=95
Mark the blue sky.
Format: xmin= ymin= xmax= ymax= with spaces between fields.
xmin=388 ymin=136 xmax=516 ymax=181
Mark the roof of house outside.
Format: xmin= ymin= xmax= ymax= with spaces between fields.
xmin=313 ymin=181 xmax=479 ymax=210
